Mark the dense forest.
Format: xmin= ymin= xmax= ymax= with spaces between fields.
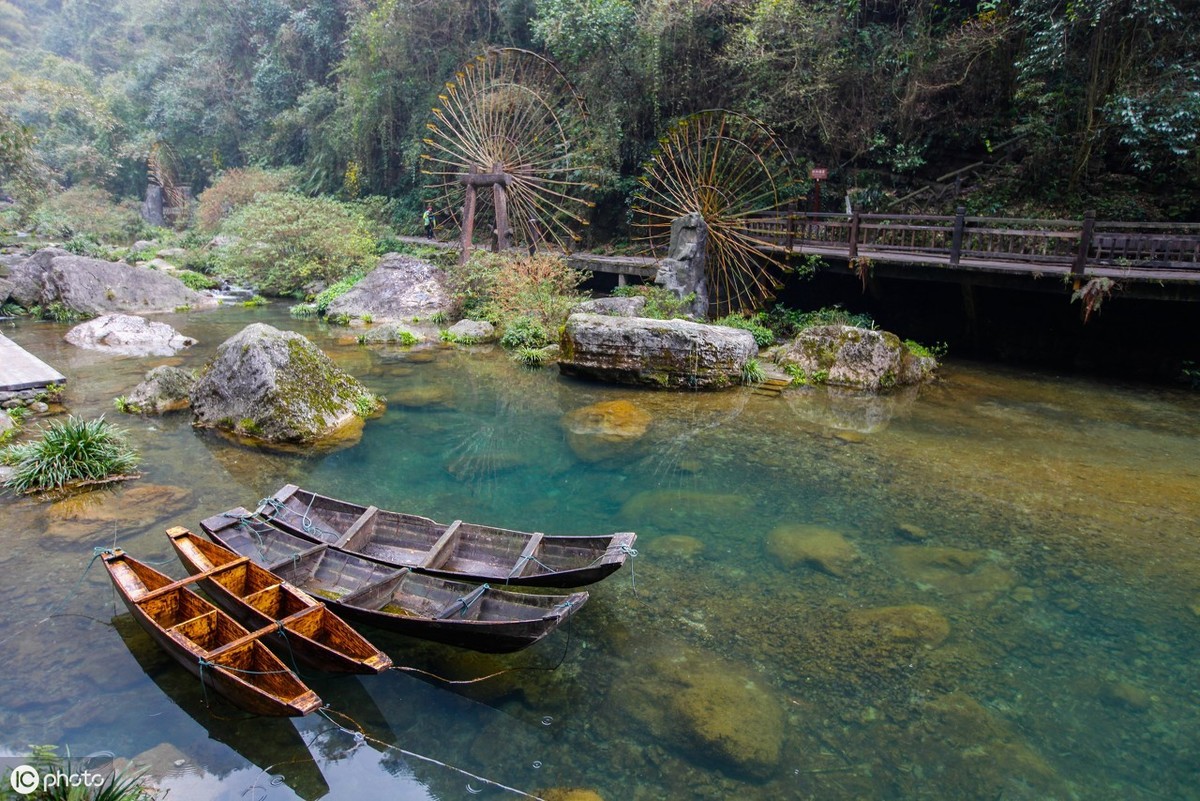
xmin=1 ymin=0 xmax=1198 ymax=241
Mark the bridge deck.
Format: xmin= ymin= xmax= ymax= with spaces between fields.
xmin=0 ymin=332 xmax=66 ymax=392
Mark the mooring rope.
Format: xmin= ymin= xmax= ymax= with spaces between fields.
xmin=315 ymin=706 xmax=546 ymax=801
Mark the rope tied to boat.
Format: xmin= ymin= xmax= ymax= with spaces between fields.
xmin=505 ymin=554 xmax=553 ymax=582
xmin=258 ymin=495 xmax=340 ymax=541
xmin=315 ymin=707 xmax=546 ymax=800
xmin=437 ymin=583 xmax=490 ymax=619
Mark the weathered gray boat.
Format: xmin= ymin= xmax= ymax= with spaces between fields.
xmin=254 ymin=484 xmax=637 ymax=588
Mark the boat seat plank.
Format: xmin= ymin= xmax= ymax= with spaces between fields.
xmin=422 ymin=520 xmax=463 ymax=571
xmin=509 ymin=533 xmax=545 ymax=579
xmin=336 ymin=506 xmax=379 ymax=550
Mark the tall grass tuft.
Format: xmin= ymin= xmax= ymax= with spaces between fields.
xmin=1 ymin=416 xmax=139 ymax=493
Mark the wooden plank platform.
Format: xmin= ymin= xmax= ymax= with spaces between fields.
xmin=0 ymin=332 xmax=66 ymax=392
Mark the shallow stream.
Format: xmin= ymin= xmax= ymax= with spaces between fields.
xmin=1 ymin=306 xmax=1197 ymax=800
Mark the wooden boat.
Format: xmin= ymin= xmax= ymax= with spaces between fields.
xmin=166 ymin=527 xmax=392 ymax=675
xmin=101 ymin=549 xmax=322 ymax=717
xmin=201 ymin=510 xmax=589 ymax=653
xmin=255 ymin=484 xmax=637 ymax=587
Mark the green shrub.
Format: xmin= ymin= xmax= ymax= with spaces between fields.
xmin=499 ymin=315 xmax=551 ymax=349
xmin=446 ymin=251 xmax=586 ymax=334
xmin=216 ymin=192 xmax=376 ymax=295
xmin=242 ymin=295 xmax=268 ymax=307
xmin=715 ymin=313 xmax=774 ymax=347
xmin=63 ymin=233 xmax=107 ymax=258
xmin=30 ymin=185 xmax=147 ymax=244
xmin=290 ymin=303 xmax=319 ymax=318
xmin=177 ymin=270 xmax=218 ymax=291
xmin=195 ymin=167 xmax=296 ymax=232
xmin=1 ymin=415 xmax=139 ymax=493
xmin=904 ymin=339 xmax=948 ymax=359
xmin=612 ymin=284 xmax=695 ymax=319
xmin=353 ymin=392 xmax=384 ymax=418
xmin=314 ymin=274 xmax=365 ymax=314
xmin=762 ymin=305 xmax=876 ymax=339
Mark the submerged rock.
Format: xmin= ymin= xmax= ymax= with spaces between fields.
xmin=358 ymin=323 xmax=425 ymax=345
xmin=326 ymin=253 xmax=451 ymax=321
xmin=123 ymin=365 xmax=197 ymax=413
xmin=8 ymin=248 xmax=215 ymax=315
xmin=771 ymin=325 xmax=936 ymax=392
xmin=561 ymin=399 xmax=652 ymax=462
xmin=558 ymin=312 xmax=758 ymax=390
xmin=766 ymin=523 xmax=860 ymax=577
xmin=65 ymin=313 xmax=196 ymax=357
xmin=890 ymin=545 xmax=1016 ymax=603
xmin=618 ymin=648 xmax=784 ymax=780
xmin=46 ymin=483 xmax=193 ymax=543
xmin=845 ymin=604 xmax=951 ymax=647
xmin=190 ymin=323 xmax=381 ymax=443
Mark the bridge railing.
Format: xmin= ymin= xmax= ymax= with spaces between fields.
xmin=747 ymin=210 xmax=1200 ymax=281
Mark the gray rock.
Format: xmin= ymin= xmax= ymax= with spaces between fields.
xmin=0 ymin=411 xmax=14 ymax=438
xmin=771 ymin=325 xmax=937 ymax=392
xmin=446 ymin=319 xmax=496 ymax=343
xmin=124 ymin=366 xmax=197 ymax=414
xmin=0 ymin=276 xmax=12 ymax=305
xmin=8 ymin=248 xmax=215 ymax=314
xmin=65 ymin=314 xmax=196 ymax=357
xmin=28 ymin=401 xmax=49 ymax=414
xmin=558 ymin=312 xmax=758 ymax=390
xmin=654 ymin=213 xmax=710 ymax=318
xmin=156 ymin=248 xmax=187 ymax=260
xmin=191 ymin=323 xmax=378 ymax=443
xmin=571 ymin=296 xmax=647 ymax=317
xmin=128 ymin=240 xmax=158 ymax=255
xmin=360 ymin=323 xmax=424 ymax=344
xmin=326 ymin=254 xmax=451 ymax=321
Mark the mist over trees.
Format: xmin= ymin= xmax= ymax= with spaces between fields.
xmin=2 ymin=0 xmax=1197 ymax=230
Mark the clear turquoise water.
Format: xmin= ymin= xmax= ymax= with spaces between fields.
xmin=1 ymin=306 xmax=1198 ymax=800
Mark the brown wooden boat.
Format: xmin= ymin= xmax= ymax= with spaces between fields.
xmin=101 ymin=549 xmax=322 ymax=717
xmin=201 ymin=510 xmax=589 ymax=653
xmin=255 ymin=484 xmax=637 ymax=587
xmin=166 ymin=527 xmax=392 ymax=674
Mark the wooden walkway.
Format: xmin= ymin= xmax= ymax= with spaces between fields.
xmin=0 ymin=332 xmax=65 ymax=392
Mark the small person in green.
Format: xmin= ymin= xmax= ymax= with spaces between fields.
xmin=423 ymin=206 xmax=435 ymax=239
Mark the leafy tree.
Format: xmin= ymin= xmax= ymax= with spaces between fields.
xmin=216 ymin=192 xmax=377 ymax=295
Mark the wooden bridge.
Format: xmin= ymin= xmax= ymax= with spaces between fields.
xmin=572 ymin=211 xmax=1200 ymax=300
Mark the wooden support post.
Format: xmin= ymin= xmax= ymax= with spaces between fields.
xmin=1072 ymin=210 xmax=1095 ymax=289
xmin=786 ymin=201 xmax=796 ymax=253
xmin=528 ymin=217 xmax=543 ymax=255
xmin=492 ymin=162 xmax=511 ymax=252
xmin=848 ymin=210 xmax=861 ymax=260
xmin=950 ymin=206 xmax=966 ymax=266
xmin=460 ymin=166 xmax=477 ymax=266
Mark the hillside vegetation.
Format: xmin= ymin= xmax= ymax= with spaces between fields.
xmin=2 ymin=0 xmax=1197 ymax=239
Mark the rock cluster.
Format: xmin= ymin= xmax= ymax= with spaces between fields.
xmin=190 ymin=323 xmax=380 ymax=443
xmin=558 ymin=313 xmax=757 ymax=389
xmin=65 ymin=313 xmax=196 ymax=357
xmin=4 ymin=248 xmax=214 ymax=315
xmin=771 ymin=325 xmax=936 ymax=392
xmin=326 ymin=253 xmax=451 ymax=321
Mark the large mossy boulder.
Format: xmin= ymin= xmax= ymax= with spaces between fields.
xmin=771 ymin=325 xmax=936 ymax=392
xmin=325 ymin=253 xmax=451 ymax=321
xmin=7 ymin=248 xmax=215 ymax=315
xmin=558 ymin=312 xmax=757 ymax=390
xmin=64 ymin=313 xmax=196 ymax=357
xmin=190 ymin=323 xmax=380 ymax=443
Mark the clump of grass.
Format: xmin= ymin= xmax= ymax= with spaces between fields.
xmin=290 ymin=303 xmax=319 ymax=318
xmin=1 ymin=415 xmax=139 ymax=493
xmin=742 ymin=357 xmax=767 ymax=384
xmin=512 ymin=347 xmax=551 ymax=368
xmin=353 ymin=392 xmax=384 ymax=418
xmin=242 ymin=295 xmax=268 ymax=307
xmin=439 ymin=329 xmax=477 ymax=345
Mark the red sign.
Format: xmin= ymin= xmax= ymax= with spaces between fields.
xmin=809 ymin=167 xmax=828 ymax=181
